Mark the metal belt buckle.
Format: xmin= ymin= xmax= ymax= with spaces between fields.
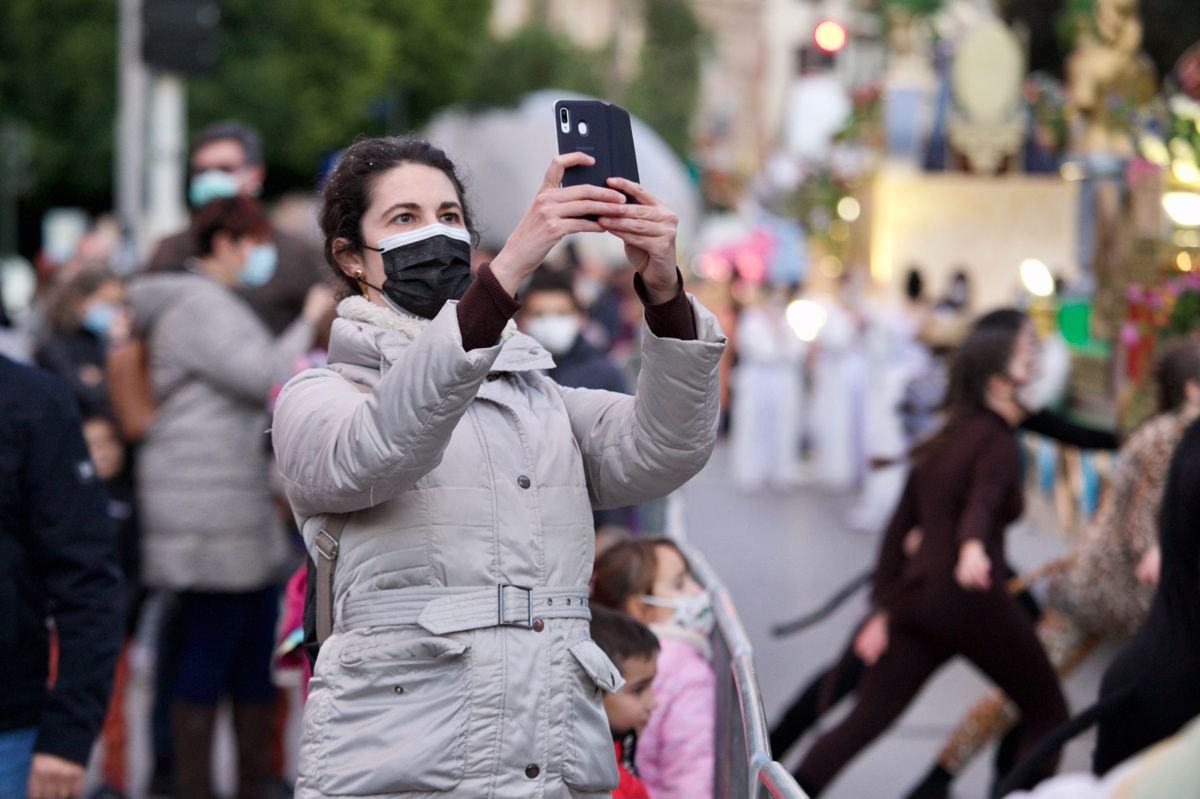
xmin=315 ymin=529 xmax=340 ymax=560
xmin=497 ymin=584 xmax=534 ymax=629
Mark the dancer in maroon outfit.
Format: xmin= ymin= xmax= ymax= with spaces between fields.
xmin=794 ymin=326 xmax=1068 ymax=796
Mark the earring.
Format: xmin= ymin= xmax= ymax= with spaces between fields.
xmin=354 ymin=269 xmax=365 ymax=280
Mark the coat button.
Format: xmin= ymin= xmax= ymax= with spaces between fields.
xmin=532 ymin=618 xmax=545 ymax=632
xmin=517 ymin=475 xmax=531 ymax=489
xmin=525 ymin=764 xmax=540 ymax=779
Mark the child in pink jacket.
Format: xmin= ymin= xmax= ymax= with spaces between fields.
xmin=592 ymin=536 xmax=716 ymax=799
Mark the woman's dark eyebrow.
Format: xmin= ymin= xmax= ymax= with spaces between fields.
xmin=379 ymin=202 xmax=420 ymax=221
xmin=379 ymin=200 xmax=463 ymax=221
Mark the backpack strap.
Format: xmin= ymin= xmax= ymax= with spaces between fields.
xmin=315 ymin=512 xmax=351 ymax=645
xmin=313 ymin=377 xmax=371 ymax=645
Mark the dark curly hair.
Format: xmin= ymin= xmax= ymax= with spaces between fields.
xmin=319 ymin=137 xmax=478 ymax=297
xmin=190 ymin=196 xmax=270 ymax=257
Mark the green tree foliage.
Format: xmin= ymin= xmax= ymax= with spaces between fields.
xmin=0 ymin=0 xmax=118 ymax=210
xmin=190 ymin=0 xmax=491 ymax=191
xmin=463 ymin=23 xmax=606 ymax=108
xmin=624 ymin=0 xmax=703 ymax=158
xmin=0 ymin=0 xmax=491 ymax=214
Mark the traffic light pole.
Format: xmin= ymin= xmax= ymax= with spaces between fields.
xmin=116 ymin=0 xmax=147 ymax=272
xmin=145 ymin=72 xmax=187 ymax=248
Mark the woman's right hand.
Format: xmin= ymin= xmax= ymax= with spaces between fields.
xmin=853 ymin=612 xmax=889 ymax=666
xmin=955 ymin=539 xmax=992 ymax=591
xmin=489 ymin=153 xmax=629 ymax=296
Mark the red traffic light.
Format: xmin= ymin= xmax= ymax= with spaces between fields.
xmin=813 ymin=20 xmax=848 ymax=54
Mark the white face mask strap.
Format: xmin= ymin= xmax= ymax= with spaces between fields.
xmin=375 ymin=222 xmax=471 ymax=253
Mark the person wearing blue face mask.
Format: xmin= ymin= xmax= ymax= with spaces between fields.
xmin=35 ymin=265 xmax=131 ymax=417
xmin=147 ymin=120 xmax=328 ymax=336
xmin=127 ymin=195 xmax=334 ymax=799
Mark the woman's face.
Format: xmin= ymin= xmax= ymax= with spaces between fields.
xmin=342 ymin=163 xmax=466 ymax=293
xmin=1009 ymin=320 xmax=1040 ymax=386
xmin=211 ymin=232 xmax=270 ymax=285
xmin=79 ymin=279 xmax=130 ymax=340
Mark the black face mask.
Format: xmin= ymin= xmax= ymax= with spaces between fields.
xmin=363 ymin=224 xmax=473 ymax=319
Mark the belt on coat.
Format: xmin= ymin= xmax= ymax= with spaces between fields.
xmin=339 ymin=584 xmax=592 ymax=635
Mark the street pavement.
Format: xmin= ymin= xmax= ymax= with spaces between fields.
xmin=680 ymin=439 xmax=1112 ymax=799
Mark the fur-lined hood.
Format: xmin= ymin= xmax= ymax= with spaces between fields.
xmin=326 ymin=296 xmax=554 ymax=387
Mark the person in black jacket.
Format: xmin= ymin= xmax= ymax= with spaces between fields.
xmin=993 ymin=416 xmax=1200 ymax=797
xmin=0 ymin=355 xmax=123 ymax=799
xmin=517 ymin=266 xmax=628 ymax=394
xmin=1091 ymin=415 xmax=1200 ymax=772
xmin=518 ymin=266 xmax=633 ymax=537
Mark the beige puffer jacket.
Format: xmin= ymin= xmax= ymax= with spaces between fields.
xmin=128 ymin=271 xmax=312 ymax=591
xmin=272 ymin=294 xmax=725 ymax=799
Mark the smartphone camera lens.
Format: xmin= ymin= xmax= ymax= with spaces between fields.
xmin=559 ymin=107 xmax=570 ymax=133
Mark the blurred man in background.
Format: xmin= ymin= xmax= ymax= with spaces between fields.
xmin=147 ymin=120 xmax=327 ymax=335
xmin=519 ymin=266 xmax=628 ymax=394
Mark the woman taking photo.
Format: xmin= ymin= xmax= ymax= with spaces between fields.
xmin=792 ymin=324 xmax=1068 ymax=796
xmin=271 ymin=137 xmax=725 ymax=798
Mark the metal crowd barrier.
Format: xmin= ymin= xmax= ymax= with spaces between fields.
xmin=681 ymin=544 xmax=811 ymax=799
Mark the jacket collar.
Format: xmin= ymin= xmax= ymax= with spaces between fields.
xmin=328 ymin=296 xmax=555 ymax=380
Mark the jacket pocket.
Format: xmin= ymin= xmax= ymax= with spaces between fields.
xmin=562 ymin=638 xmax=623 ymax=791
xmin=314 ymin=636 xmax=472 ymax=795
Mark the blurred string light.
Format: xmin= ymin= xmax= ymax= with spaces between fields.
xmin=1173 ymin=160 xmax=1200 ymax=186
xmin=813 ymin=20 xmax=847 ymax=53
xmin=1020 ymin=258 xmax=1055 ymax=297
xmin=819 ymin=255 xmax=843 ymax=278
xmin=1059 ymin=161 xmax=1086 ymax=181
xmin=836 ymin=196 xmax=861 ymax=222
xmin=691 ymin=253 xmax=733 ymax=281
xmin=1178 ymin=251 xmax=1194 ymax=272
xmin=1176 ymin=230 xmax=1200 ymax=248
xmin=786 ymin=299 xmax=828 ymax=342
xmin=1163 ymin=192 xmax=1200 ymax=227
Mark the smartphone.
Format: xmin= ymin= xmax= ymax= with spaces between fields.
xmin=555 ymin=100 xmax=640 ymax=211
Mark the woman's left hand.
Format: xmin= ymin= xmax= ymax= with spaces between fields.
xmin=599 ymin=177 xmax=680 ymax=304
xmin=955 ymin=539 xmax=992 ymax=591
xmin=1135 ymin=545 xmax=1161 ymax=587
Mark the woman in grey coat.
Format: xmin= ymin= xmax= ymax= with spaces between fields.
xmin=128 ymin=196 xmax=333 ymax=799
xmin=271 ymin=137 xmax=725 ymax=798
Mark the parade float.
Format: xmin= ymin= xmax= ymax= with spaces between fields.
xmin=709 ymin=0 xmax=1200 ymax=531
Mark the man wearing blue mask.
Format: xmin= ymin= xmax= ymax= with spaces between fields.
xmin=147 ymin=120 xmax=327 ymax=335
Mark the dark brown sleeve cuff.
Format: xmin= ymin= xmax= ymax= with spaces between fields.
xmin=457 ymin=262 xmax=521 ymax=351
xmin=634 ymin=269 xmax=697 ymax=341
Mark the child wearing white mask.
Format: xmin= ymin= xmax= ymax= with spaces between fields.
xmin=592 ymin=537 xmax=716 ymax=799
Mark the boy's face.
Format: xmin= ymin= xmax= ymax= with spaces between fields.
xmin=83 ymin=418 xmax=124 ymax=482
xmin=603 ymin=653 xmax=659 ymax=736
